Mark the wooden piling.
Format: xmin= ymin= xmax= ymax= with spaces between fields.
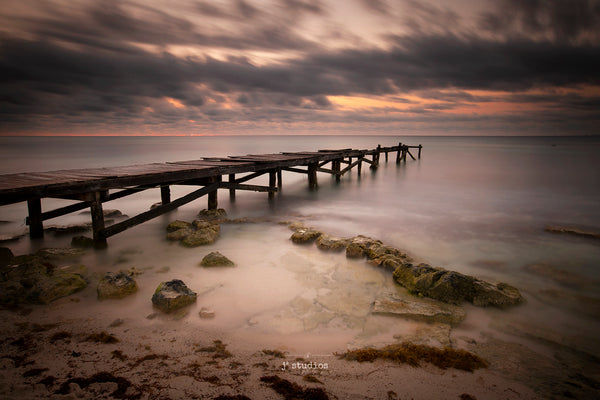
xmin=160 ymin=185 xmax=171 ymax=205
xmin=228 ymin=174 xmax=236 ymax=201
xmin=333 ymin=159 xmax=341 ymax=182
xmin=89 ymin=191 xmax=107 ymax=248
xmin=27 ymin=198 xmax=44 ymax=239
xmin=208 ymin=176 xmax=220 ymax=210
xmin=396 ymin=142 xmax=402 ymax=164
xmin=418 ymin=144 xmax=422 ymax=159
xmin=308 ymin=163 xmax=318 ymax=191
xmin=277 ymin=168 xmax=283 ymax=191
xmin=269 ymin=170 xmax=276 ymax=201
xmin=371 ymin=144 xmax=381 ymax=169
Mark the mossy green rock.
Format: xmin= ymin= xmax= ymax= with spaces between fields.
xmin=290 ymin=228 xmax=322 ymax=243
xmin=315 ymin=235 xmax=348 ymax=252
xmin=166 ymin=220 xmax=193 ymax=232
xmin=345 ymin=235 xmax=383 ymax=258
xmin=0 ymin=259 xmax=87 ymax=305
xmin=180 ymin=226 xmax=220 ymax=247
xmin=197 ymin=208 xmax=227 ymax=220
xmin=97 ymin=272 xmax=138 ymax=300
xmin=166 ymin=228 xmax=193 ymax=241
xmin=200 ymin=251 xmax=235 ymax=267
xmin=393 ymin=263 xmax=523 ymax=308
xmin=151 ymin=279 xmax=197 ymax=313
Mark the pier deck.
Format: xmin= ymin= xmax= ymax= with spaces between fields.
xmin=0 ymin=143 xmax=421 ymax=247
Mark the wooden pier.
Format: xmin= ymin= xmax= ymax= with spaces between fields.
xmin=0 ymin=143 xmax=422 ymax=247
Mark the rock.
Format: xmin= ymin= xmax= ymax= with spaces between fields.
xmin=166 ymin=220 xmax=192 ymax=232
xmin=315 ymin=234 xmax=348 ymax=252
xmin=97 ymin=272 xmax=138 ymax=300
xmin=0 ymin=231 xmax=27 ymax=243
xmin=109 ymin=318 xmax=125 ymax=327
xmin=180 ymin=225 xmax=220 ymax=247
xmin=287 ymin=222 xmax=307 ymax=231
xmin=0 ymin=247 xmax=14 ymax=267
xmin=200 ymin=252 xmax=235 ymax=267
xmin=197 ymin=208 xmax=227 ymax=221
xmin=392 ymin=263 xmax=523 ymax=308
xmin=544 ymin=226 xmax=600 ymax=240
xmin=151 ymin=279 xmax=197 ymax=313
xmin=199 ymin=307 xmax=215 ymax=318
xmin=71 ymin=236 xmax=95 ymax=248
xmin=45 ymin=224 xmax=90 ymax=235
xmin=290 ymin=228 xmax=322 ymax=243
xmin=372 ymin=292 xmax=465 ymax=326
xmin=36 ymin=247 xmax=86 ymax=261
xmin=367 ymin=254 xmax=405 ymax=272
xmin=166 ymin=228 xmax=193 ymax=241
xmin=345 ymin=235 xmax=383 ymax=258
xmin=0 ymin=259 xmax=87 ymax=305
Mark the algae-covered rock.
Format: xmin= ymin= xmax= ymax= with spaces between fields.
xmin=97 ymin=272 xmax=138 ymax=300
xmin=151 ymin=279 xmax=197 ymax=313
xmin=181 ymin=226 xmax=220 ymax=247
xmin=315 ymin=234 xmax=348 ymax=252
xmin=393 ymin=263 xmax=523 ymax=308
xmin=290 ymin=228 xmax=322 ymax=244
xmin=71 ymin=236 xmax=95 ymax=248
xmin=345 ymin=235 xmax=383 ymax=258
xmin=0 ymin=247 xmax=14 ymax=267
xmin=36 ymin=247 xmax=86 ymax=260
xmin=197 ymin=208 xmax=227 ymax=220
xmin=200 ymin=251 xmax=235 ymax=267
xmin=166 ymin=220 xmax=193 ymax=232
xmin=0 ymin=258 xmax=87 ymax=305
xmin=166 ymin=228 xmax=193 ymax=241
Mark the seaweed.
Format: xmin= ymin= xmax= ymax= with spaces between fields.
xmin=23 ymin=367 xmax=48 ymax=377
xmin=262 ymin=349 xmax=286 ymax=358
xmin=339 ymin=342 xmax=487 ymax=372
xmin=49 ymin=331 xmax=71 ymax=343
xmin=84 ymin=331 xmax=119 ymax=343
xmin=112 ymin=350 xmax=128 ymax=361
xmin=131 ymin=353 xmax=168 ymax=367
xmin=197 ymin=340 xmax=232 ymax=359
xmin=260 ymin=375 xmax=329 ymax=400
xmin=56 ymin=371 xmax=139 ymax=399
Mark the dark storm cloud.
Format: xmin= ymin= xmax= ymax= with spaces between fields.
xmin=358 ymin=0 xmax=390 ymax=14
xmin=480 ymin=0 xmax=600 ymax=43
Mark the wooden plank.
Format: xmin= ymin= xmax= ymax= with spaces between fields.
xmin=99 ymin=183 xmax=220 ymax=239
xmin=282 ymin=167 xmax=308 ymax=174
xmin=234 ymin=171 xmax=267 ymax=184
xmin=220 ymin=182 xmax=276 ymax=192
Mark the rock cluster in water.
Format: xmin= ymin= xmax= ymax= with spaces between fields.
xmin=166 ymin=215 xmax=222 ymax=247
xmin=288 ymin=223 xmax=523 ymax=308
xmin=151 ymin=279 xmax=197 ymax=313
xmin=0 ymin=247 xmax=87 ymax=305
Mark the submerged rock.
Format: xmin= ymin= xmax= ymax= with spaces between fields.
xmin=200 ymin=251 xmax=235 ymax=267
xmin=315 ymin=234 xmax=348 ymax=252
xmin=0 ymin=258 xmax=87 ymax=305
xmin=197 ymin=208 xmax=227 ymax=221
xmin=345 ymin=235 xmax=383 ymax=258
xmin=181 ymin=226 xmax=220 ymax=247
xmin=544 ymin=225 xmax=600 ymax=240
xmin=372 ymin=291 xmax=465 ymax=326
xmin=71 ymin=236 xmax=95 ymax=248
xmin=393 ymin=263 xmax=523 ymax=308
xmin=166 ymin=228 xmax=193 ymax=241
xmin=45 ymin=224 xmax=90 ymax=235
xmin=290 ymin=228 xmax=322 ymax=244
xmin=97 ymin=272 xmax=138 ymax=300
xmin=36 ymin=247 xmax=86 ymax=260
xmin=0 ymin=247 xmax=14 ymax=267
xmin=151 ymin=279 xmax=197 ymax=313
xmin=166 ymin=220 xmax=193 ymax=232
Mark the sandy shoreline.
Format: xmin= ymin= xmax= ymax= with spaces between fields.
xmin=0 ymin=302 xmax=542 ymax=400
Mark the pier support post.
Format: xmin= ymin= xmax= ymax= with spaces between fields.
xmin=89 ymin=191 xmax=107 ymax=248
xmin=277 ymin=168 xmax=282 ymax=191
xmin=27 ymin=198 xmax=44 ymax=239
xmin=418 ymin=144 xmax=422 ymax=159
xmin=371 ymin=145 xmax=381 ymax=169
xmin=308 ymin=163 xmax=318 ymax=191
xmin=396 ymin=142 xmax=402 ymax=164
xmin=228 ymin=174 xmax=236 ymax=201
xmin=357 ymin=157 xmax=362 ymax=176
xmin=208 ymin=176 xmax=221 ymax=210
xmin=160 ymin=185 xmax=171 ymax=205
xmin=268 ymin=170 xmax=276 ymax=201
xmin=333 ymin=159 xmax=341 ymax=182
xmin=385 ymin=151 xmax=389 ymax=162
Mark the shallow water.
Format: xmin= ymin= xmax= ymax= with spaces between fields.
xmin=1 ymin=135 xmax=600 ymax=361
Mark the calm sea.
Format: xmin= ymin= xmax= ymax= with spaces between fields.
xmin=1 ymin=135 xmax=599 ymax=356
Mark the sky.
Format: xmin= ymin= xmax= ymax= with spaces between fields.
xmin=1 ymin=0 xmax=599 ymax=136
